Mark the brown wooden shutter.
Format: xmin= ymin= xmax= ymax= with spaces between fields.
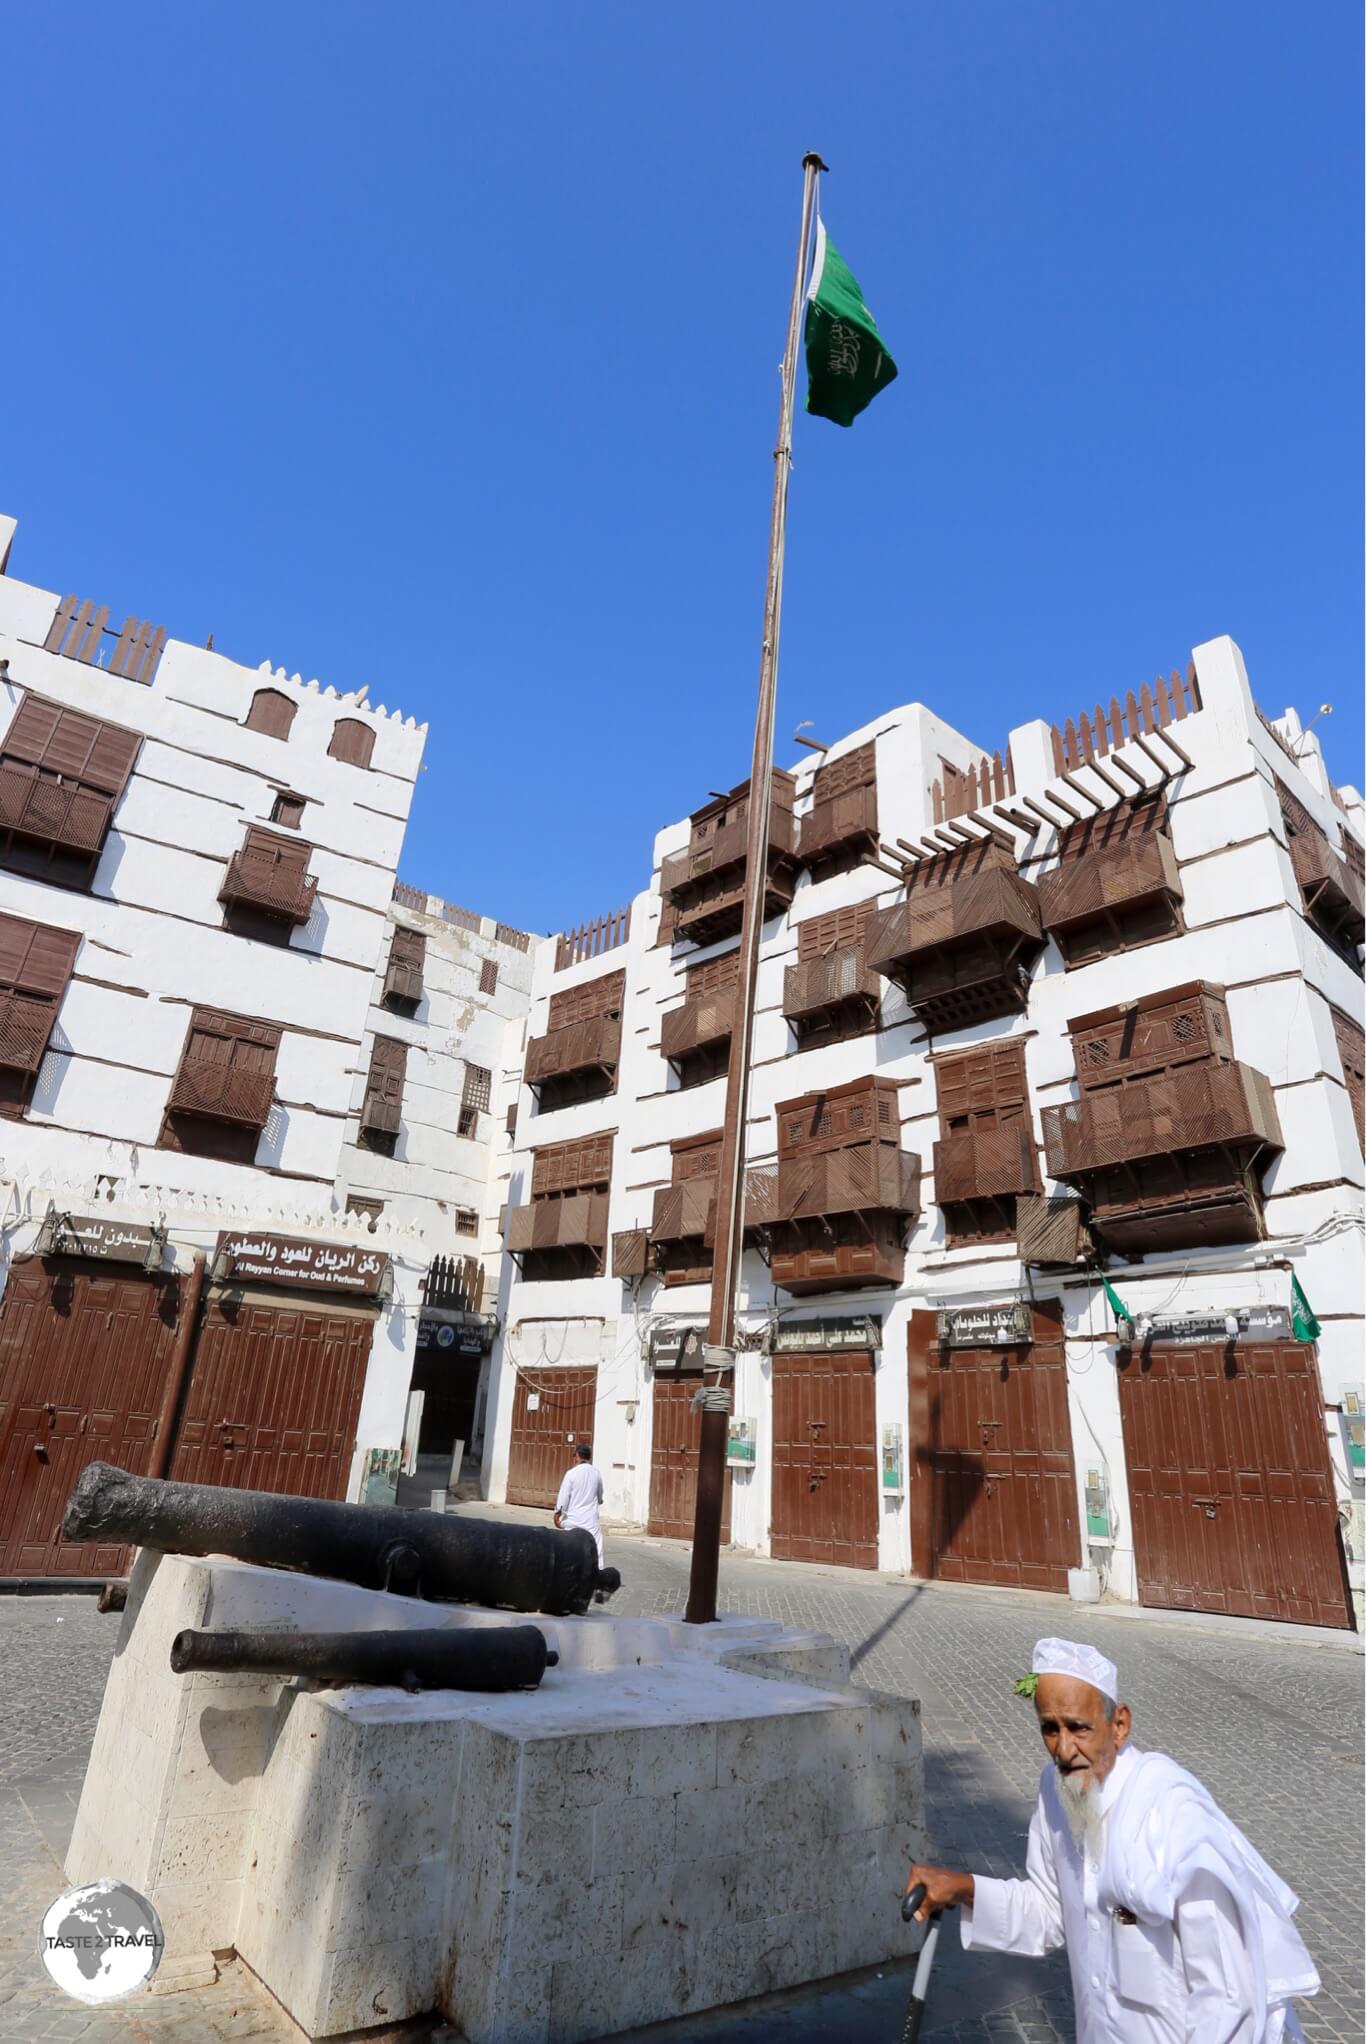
xmin=480 ymin=957 xmax=499 ymax=997
xmin=362 ymin=1034 xmax=407 ymax=1135
xmin=245 ymin=689 xmax=297 ymax=739
xmin=242 ymin=823 xmax=311 ymax=873
xmin=529 ymin=1131 xmax=614 ymax=1198
xmin=270 ymin=792 xmax=306 ymax=829
xmin=171 ymin=1008 xmax=281 ymax=1127
xmin=686 ymin=950 xmax=741 ymax=998
xmin=797 ymin=901 xmax=876 ymax=963
xmin=462 ymin=1062 xmax=492 ymax=1112
xmin=0 ymin=913 xmax=81 ymax=999
xmin=1331 ymin=1006 xmax=1365 ymax=1142
xmin=328 ymin=718 xmax=375 ymax=768
xmin=811 ymin=741 xmax=876 ymax=803
xmin=936 ymin=1041 xmax=1029 ymax=1134
xmin=547 ymin=969 xmax=625 ymax=1030
xmin=1 ymin=693 xmax=141 ymax=796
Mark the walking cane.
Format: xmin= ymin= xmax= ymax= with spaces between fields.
xmin=898 ymin=1882 xmax=943 ymax=2044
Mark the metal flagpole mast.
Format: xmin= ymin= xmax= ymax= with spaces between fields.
xmin=684 ymin=150 xmax=826 ymax=1626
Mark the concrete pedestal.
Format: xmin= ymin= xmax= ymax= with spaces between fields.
xmin=67 ymin=1551 xmax=924 ymax=2041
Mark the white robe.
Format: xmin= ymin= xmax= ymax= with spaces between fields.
xmin=555 ymin=1461 xmax=604 ymax=1565
xmin=962 ymin=1746 xmax=1317 ymax=2044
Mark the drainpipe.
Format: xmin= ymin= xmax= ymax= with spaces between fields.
xmin=147 ymin=1250 xmax=206 ymax=1481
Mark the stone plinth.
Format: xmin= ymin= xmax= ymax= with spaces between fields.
xmin=67 ymin=1551 xmax=924 ymax=2041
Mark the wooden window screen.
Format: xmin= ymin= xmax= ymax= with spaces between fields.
xmin=480 ymin=957 xmax=499 ymax=997
xmin=361 ymin=1035 xmax=407 ymax=1137
xmin=242 ymin=823 xmax=311 ymax=872
xmin=529 ymin=1131 xmax=614 ymax=1198
xmin=0 ymin=911 xmax=80 ymax=1112
xmin=672 ymin=1128 xmax=722 ymax=1184
xmin=462 ymin=1062 xmax=492 ymax=1112
xmin=270 ymin=792 xmax=306 ymax=829
xmin=686 ymin=950 xmax=741 ymax=998
xmin=346 ymin=1195 xmax=384 ymax=1226
xmin=1 ymin=692 xmax=141 ymax=798
xmin=547 ymin=969 xmax=625 ymax=1031
xmin=1344 ymin=834 xmax=1365 ymax=884
xmin=455 ymin=1208 xmax=479 ymax=1236
xmin=169 ymin=1009 xmax=281 ymax=1126
xmin=1330 ymin=1006 xmax=1365 ymax=1143
xmin=796 ymin=901 xmax=876 ymax=964
xmin=936 ymin=1041 xmax=1029 ymax=1136
xmin=328 ymin=718 xmax=375 ymax=768
xmin=245 ymin=690 xmax=297 ymax=740
xmin=810 ymin=742 xmax=876 ymax=805
xmin=391 ymin=925 xmax=426 ymax=969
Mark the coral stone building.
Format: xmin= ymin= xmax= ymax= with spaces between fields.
xmin=485 ymin=636 xmax=1365 ymax=1630
xmin=0 ymin=517 xmax=526 ymax=1582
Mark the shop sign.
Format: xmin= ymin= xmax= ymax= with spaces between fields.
xmin=34 ymin=1210 xmax=165 ymax=1268
xmin=648 ymin=1322 xmax=704 ymax=1371
xmin=416 ymin=1313 xmax=488 ymax=1359
xmin=1137 ymin=1306 xmax=1292 ymax=1346
xmin=766 ymin=1315 xmax=882 ymax=1354
xmin=216 ymin=1231 xmax=390 ymax=1296
xmin=937 ymin=1302 xmax=1032 ymax=1348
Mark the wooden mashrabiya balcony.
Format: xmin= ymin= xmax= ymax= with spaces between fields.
xmin=864 ymin=841 xmax=1043 ymax=1031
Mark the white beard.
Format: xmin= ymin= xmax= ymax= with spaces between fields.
xmin=1057 ymin=1765 xmax=1106 ymax=1856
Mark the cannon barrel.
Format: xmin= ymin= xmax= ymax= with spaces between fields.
xmin=63 ymin=1463 xmax=622 ymax=1617
xmin=169 ymin=1624 xmax=558 ymax=1693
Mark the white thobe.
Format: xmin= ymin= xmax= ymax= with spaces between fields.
xmin=555 ymin=1462 xmax=604 ymax=1564
xmin=962 ymin=1747 xmax=1282 ymax=2044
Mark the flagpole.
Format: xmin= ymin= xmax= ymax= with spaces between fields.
xmin=684 ymin=150 xmax=827 ymax=1626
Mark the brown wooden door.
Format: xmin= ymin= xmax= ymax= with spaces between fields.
xmin=169 ymin=1293 xmax=372 ymax=1499
xmin=0 ymin=1257 xmax=182 ymax=1579
xmin=908 ymin=1304 xmax=1080 ymax=1592
xmin=648 ymin=1375 xmax=732 ymax=1541
xmin=770 ymin=1350 xmax=878 ymax=1569
xmin=506 ymin=1367 xmax=599 ymax=1507
xmin=1118 ymin=1339 xmax=1353 ymax=1629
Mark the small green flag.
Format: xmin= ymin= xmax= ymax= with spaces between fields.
xmin=1291 ymin=1272 xmax=1320 ymax=1343
xmin=1101 ymin=1274 xmax=1132 ymax=1327
xmin=803 ymin=221 xmax=898 ymax=428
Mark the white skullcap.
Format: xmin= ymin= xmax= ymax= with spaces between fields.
xmin=1032 ymin=1637 xmax=1118 ymax=1701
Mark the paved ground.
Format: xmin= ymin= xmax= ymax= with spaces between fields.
xmin=1 ymin=1522 xmax=1360 ymax=2044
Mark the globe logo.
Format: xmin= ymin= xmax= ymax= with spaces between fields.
xmin=38 ymin=1881 xmax=165 ymax=2003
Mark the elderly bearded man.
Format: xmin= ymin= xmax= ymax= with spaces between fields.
xmin=906 ymin=1638 xmax=1319 ymax=2044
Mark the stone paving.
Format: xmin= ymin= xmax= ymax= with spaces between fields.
xmin=1 ymin=1524 xmax=1361 ymax=2044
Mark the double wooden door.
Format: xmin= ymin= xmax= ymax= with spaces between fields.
xmin=769 ymin=1349 xmax=879 ymax=1569
xmin=0 ymin=1257 xmax=182 ymax=1580
xmin=648 ymin=1374 xmax=732 ymax=1541
xmin=908 ymin=1305 xmax=1079 ymax=1592
xmin=1119 ymin=1339 xmax=1352 ymax=1629
xmin=505 ymin=1366 xmax=599 ymax=1507
xmin=168 ymin=1290 xmax=372 ymax=1499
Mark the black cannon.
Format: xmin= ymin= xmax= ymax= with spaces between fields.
xmin=170 ymin=1624 xmax=558 ymax=1693
xmin=63 ymin=1463 xmax=621 ymax=1618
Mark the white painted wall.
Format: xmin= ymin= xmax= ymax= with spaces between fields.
xmin=486 ymin=642 xmax=1365 ymax=1619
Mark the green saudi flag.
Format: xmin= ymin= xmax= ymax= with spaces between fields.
xmin=1290 ymin=1272 xmax=1320 ymax=1344
xmin=1101 ymin=1274 xmax=1133 ymax=1328
xmin=804 ymin=220 xmax=898 ymax=427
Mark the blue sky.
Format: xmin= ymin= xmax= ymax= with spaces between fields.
xmin=6 ymin=3 xmax=1360 ymax=934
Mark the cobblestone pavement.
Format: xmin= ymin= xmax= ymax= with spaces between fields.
xmin=1 ymin=1528 xmax=1360 ymax=2044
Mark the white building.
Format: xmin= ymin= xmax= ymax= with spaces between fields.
xmin=484 ymin=636 xmax=1365 ymax=1631
xmin=337 ymin=884 xmax=539 ymax=1483
xmin=0 ymin=514 xmax=450 ymax=1583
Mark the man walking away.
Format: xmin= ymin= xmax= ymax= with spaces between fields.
xmin=554 ymin=1442 xmax=605 ymax=1573
xmin=906 ymin=1637 xmax=1319 ymax=2044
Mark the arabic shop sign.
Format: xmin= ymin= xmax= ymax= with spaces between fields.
xmin=34 ymin=1210 xmax=165 ymax=1268
xmin=1136 ymin=1307 xmax=1293 ymax=1347
xmin=766 ymin=1315 xmax=883 ymax=1354
xmin=215 ymin=1231 xmax=390 ymax=1296
xmin=936 ymin=1302 xmax=1033 ymax=1348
